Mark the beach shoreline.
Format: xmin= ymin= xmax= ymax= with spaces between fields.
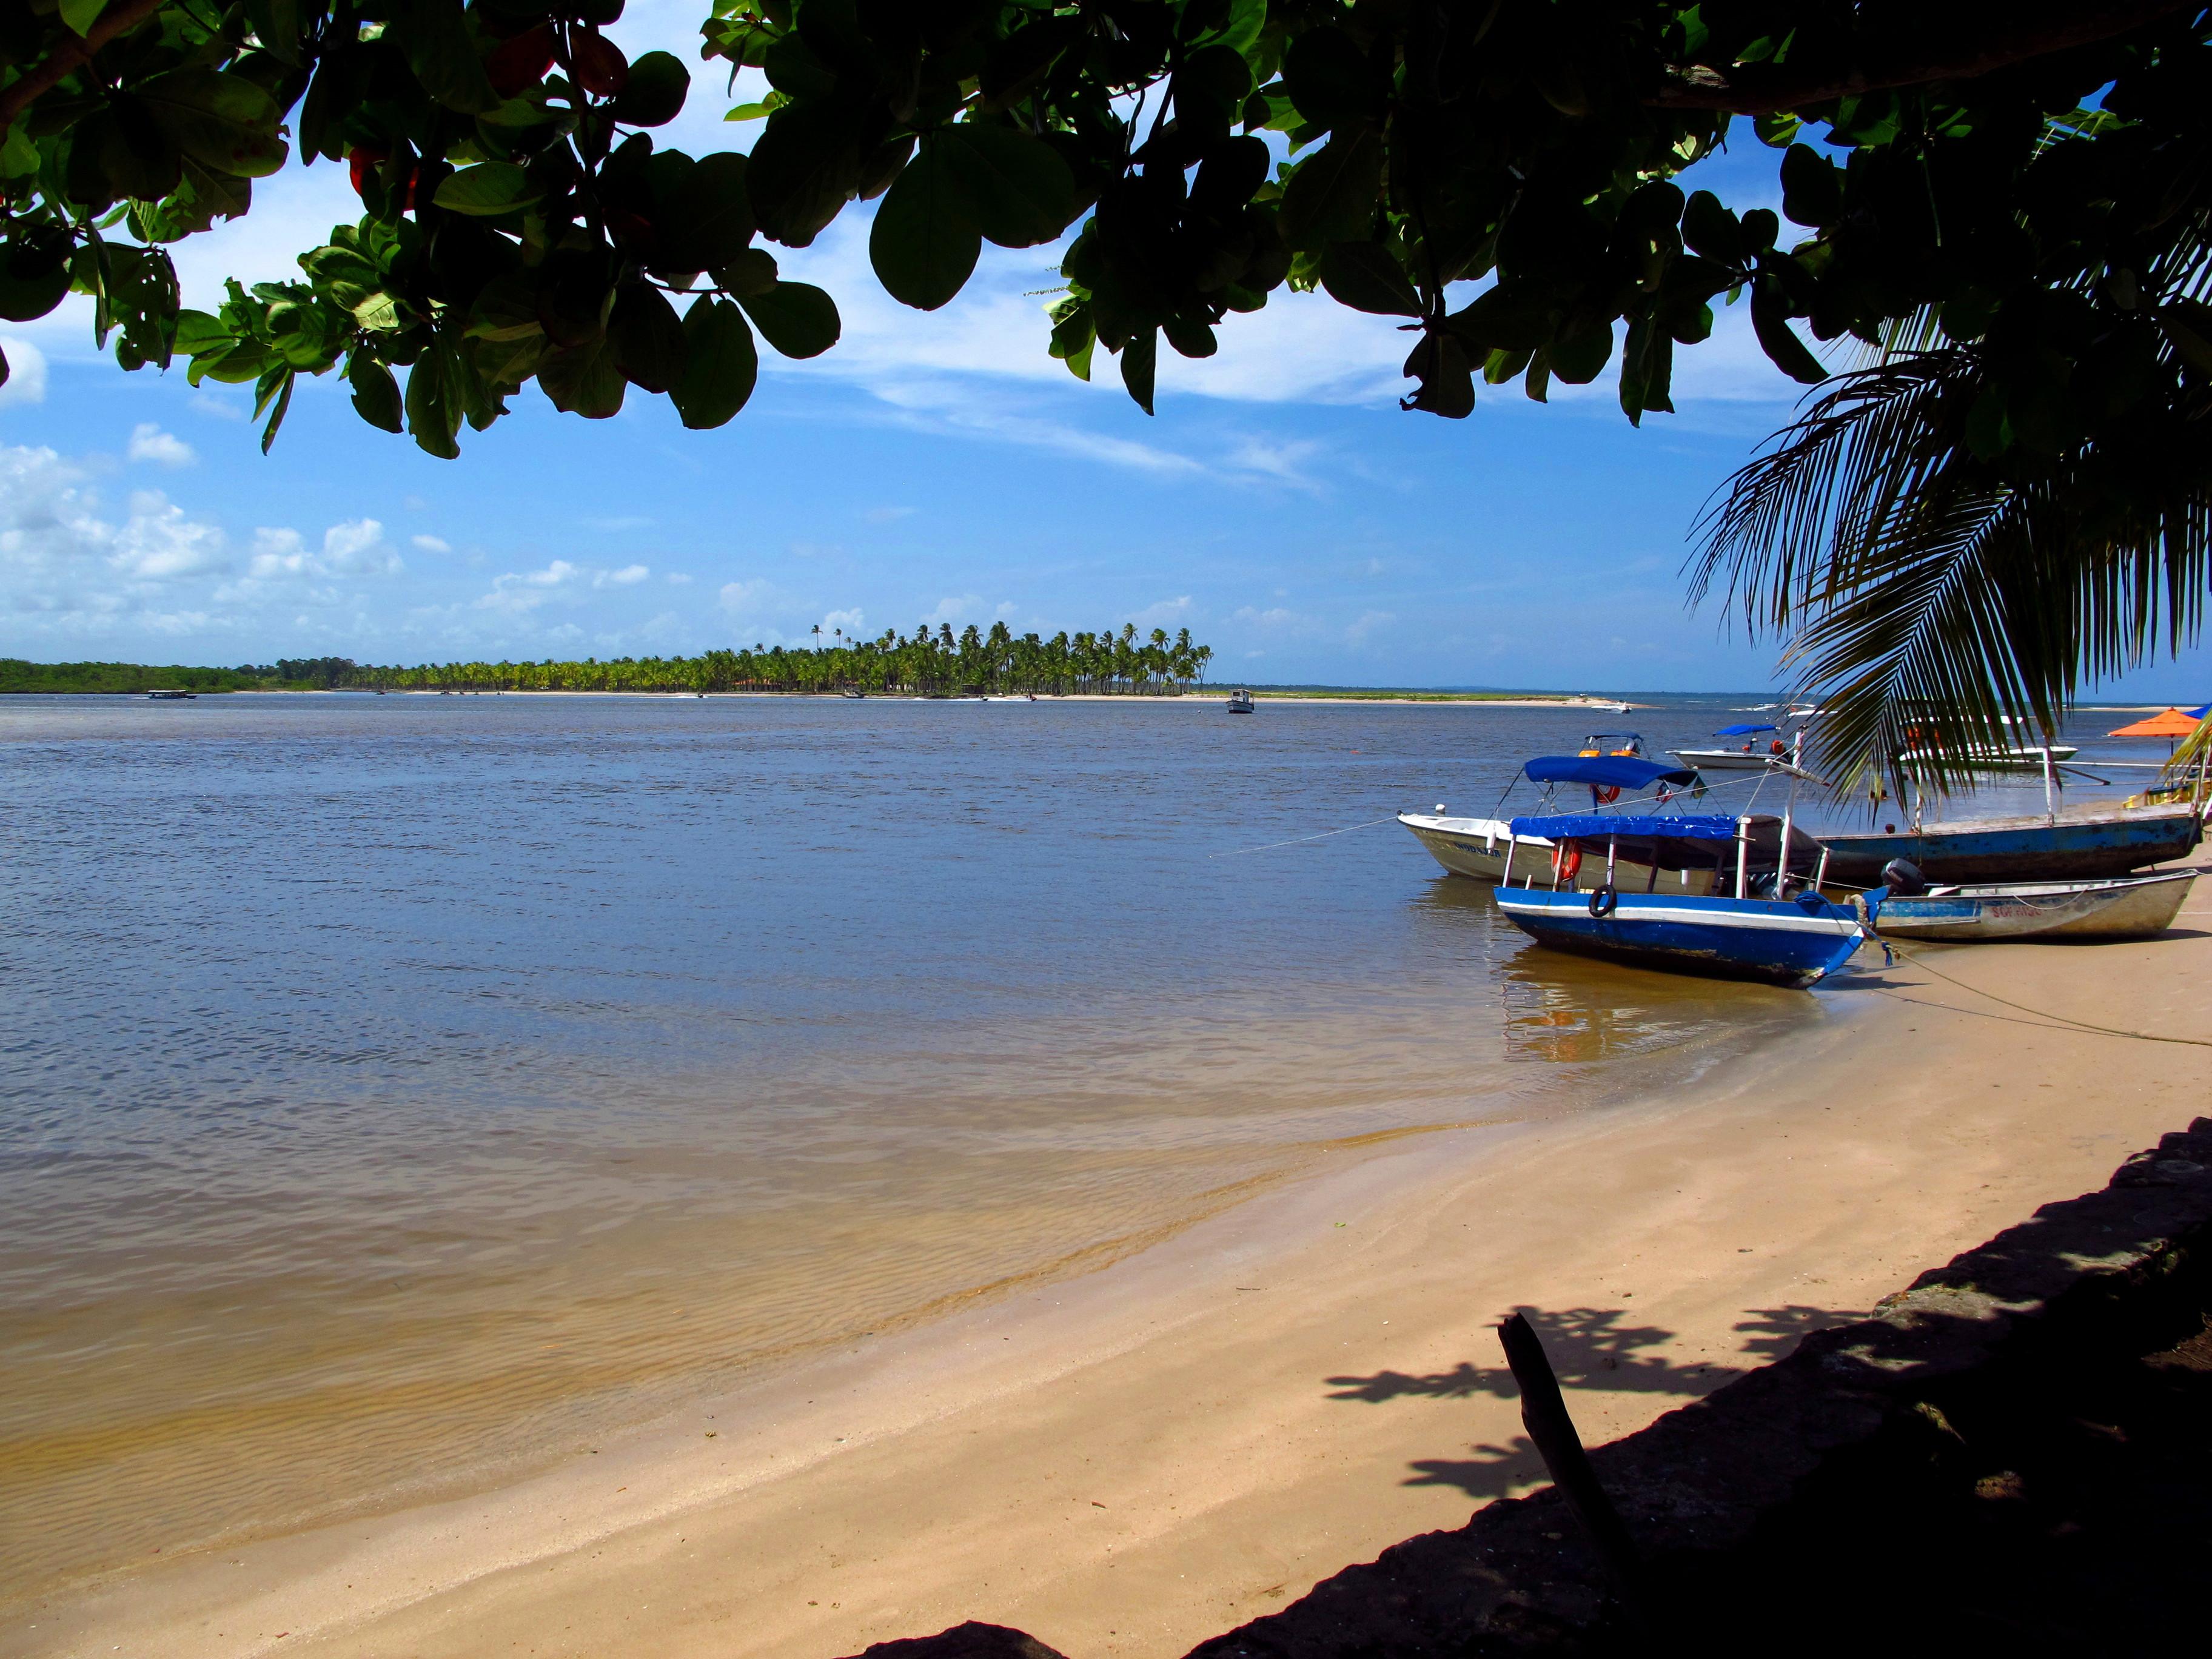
xmin=16 ymin=912 xmax=2212 ymax=1659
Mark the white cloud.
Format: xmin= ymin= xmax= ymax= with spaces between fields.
xmin=0 ymin=446 xmax=232 ymax=635
xmin=666 ymin=572 xmax=693 ymax=585
xmin=412 ymin=534 xmax=451 ymax=553
xmin=719 ymin=577 xmax=777 ymax=614
xmin=1231 ymin=605 xmax=1305 ymax=633
xmin=127 ymin=423 xmax=196 ymax=467
xmin=598 ymin=563 xmax=651 ymax=586
xmin=249 ymin=518 xmax=401 ymax=580
xmin=923 ymin=594 xmax=987 ymax=626
xmin=822 ymin=607 xmax=866 ymax=634
xmin=1130 ymin=596 xmax=1194 ymax=629
xmin=0 ymin=336 xmax=49 ymax=407
xmin=1346 ymin=609 xmax=1395 ymax=645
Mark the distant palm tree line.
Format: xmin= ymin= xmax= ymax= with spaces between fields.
xmin=352 ymin=623 xmax=1213 ymax=695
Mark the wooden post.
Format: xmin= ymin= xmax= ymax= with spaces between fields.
xmin=1497 ymin=1313 xmax=1645 ymax=1612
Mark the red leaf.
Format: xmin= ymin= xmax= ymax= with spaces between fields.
xmin=486 ymin=24 xmax=558 ymax=99
xmin=571 ymin=29 xmax=630 ymax=98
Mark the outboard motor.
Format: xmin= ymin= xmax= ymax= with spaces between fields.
xmin=1880 ymin=857 xmax=1927 ymax=897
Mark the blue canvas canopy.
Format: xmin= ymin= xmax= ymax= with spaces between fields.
xmin=1714 ymin=723 xmax=1778 ymax=736
xmin=1508 ymin=813 xmax=1741 ymax=842
xmin=1520 ymin=755 xmax=1698 ymax=790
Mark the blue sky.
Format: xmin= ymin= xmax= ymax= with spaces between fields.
xmin=4 ymin=4 xmax=2208 ymax=698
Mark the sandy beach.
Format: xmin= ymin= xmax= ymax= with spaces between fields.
xmin=15 ymin=907 xmax=2209 ymax=1659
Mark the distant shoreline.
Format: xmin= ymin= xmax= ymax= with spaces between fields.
xmin=39 ymin=687 xmax=1649 ymax=709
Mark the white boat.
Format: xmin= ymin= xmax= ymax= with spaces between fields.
xmin=1895 ymin=742 xmax=2079 ymax=773
xmin=1863 ymin=869 xmax=2197 ymax=940
xmin=1226 ymin=688 xmax=1255 ymax=714
xmin=1671 ymin=722 xmax=1803 ymax=774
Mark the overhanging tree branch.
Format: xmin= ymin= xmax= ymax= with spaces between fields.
xmin=1648 ymin=0 xmax=2197 ymax=113
xmin=0 ymin=0 xmax=170 ymax=131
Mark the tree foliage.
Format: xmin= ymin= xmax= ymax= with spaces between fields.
xmin=354 ymin=620 xmax=1213 ymax=691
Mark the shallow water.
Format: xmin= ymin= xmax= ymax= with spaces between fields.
xmin=0 ymin=692 xmax=2153 ymax=1600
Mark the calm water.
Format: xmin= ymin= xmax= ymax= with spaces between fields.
xmin=0 ymin=692 xmax=2154 ymax=1601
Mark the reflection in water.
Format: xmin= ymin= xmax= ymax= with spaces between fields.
xmin=1408 ymin=873 xmax=1819 ymax=1065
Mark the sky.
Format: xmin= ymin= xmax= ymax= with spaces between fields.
xmin=4 ymin=4 xmax=2209 ymax=698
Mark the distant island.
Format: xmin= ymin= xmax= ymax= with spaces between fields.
xmin=3 ymin=645 xmax=1623 ymax=704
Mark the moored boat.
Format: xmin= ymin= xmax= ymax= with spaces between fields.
xmin=1815 ymin=800 xmax=2204 ymax=885
xmin=1896 ymin=742 xmax=2080 ymax=773
xmin=1862 ymin=869 xmax=2197 ymax=942
xmin=1491 ymin=811 xmax=1863 ymax=987
xmin=1226 ymin=688 xmax=1255 ymax=714
xmin=146 ymin=688 xmax=195 ymax=700
xmin=1670 ymin=722 xmax=1802 ymax=774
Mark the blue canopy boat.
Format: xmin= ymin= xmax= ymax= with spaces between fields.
xmin=1491 ymin=812 xmax=1865 ymax=988
xmin=1397 ymin=753 xmax=1702 ymax=886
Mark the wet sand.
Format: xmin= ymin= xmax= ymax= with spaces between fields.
xmin=18 ymin=913 xmax=2210 ymax=1659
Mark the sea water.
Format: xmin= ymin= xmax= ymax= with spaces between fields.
xmin=0 ymin=691 xmax=2149 ymax=1602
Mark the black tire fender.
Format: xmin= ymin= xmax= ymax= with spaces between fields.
xmin=1588 ymin=884 xmax=1620 ymax=919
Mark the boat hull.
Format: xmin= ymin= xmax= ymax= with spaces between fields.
xmin=1817 ymin=803 xmax=2204 ymax=885
xmin=1493 ymin=888 xmax=1864 ymax=987
xmin=1397 ymin=816 xmax=1719 ymax=894
xmin=1668 ymin=747 xmax=1791 ymax=773
xmin=1869 ymin=870 xmax=2197 ymax=941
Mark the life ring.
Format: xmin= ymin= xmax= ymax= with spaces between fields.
xmin=1552 ymin=840 xmax=1583 ymax=886
xmin=1588 ymin=884 xmax=1620 ymax=919
xmin=1594 ymin=785 xmax=1621 ymax=804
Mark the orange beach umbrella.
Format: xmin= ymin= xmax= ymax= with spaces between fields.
xmin=2106 ymin=707 xmax=2205 ymax=738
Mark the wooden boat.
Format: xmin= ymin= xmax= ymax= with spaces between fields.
xmin=1491 ymin=812 xmax=1863 ymax=987
xmin=146 ymin=688 xmax=195 ymax=700
xmin=1401 ymin=754 xmax=1715 ymax=892
xmin=1815 ymin=800 xmax=2204 ymax=885
xmin=1226 ymin=688 xmax=1255 ymax=714
xmin=1863 ymin=869 xmax=2197 ymax=941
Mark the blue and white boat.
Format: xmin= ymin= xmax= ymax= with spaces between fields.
xmin=1491 ymin=812 xmax=1865 ymax=988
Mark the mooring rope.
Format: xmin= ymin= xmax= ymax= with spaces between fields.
xmin=1877 ymin=938 xmax=2212 ymax=1049
xmin=1208 ymin=815 xmax=1400 ymax=858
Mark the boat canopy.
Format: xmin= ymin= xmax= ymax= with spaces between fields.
xmin=1714 ymin=723 xmax=1777 ymax=736
xmin=1508 ymin=812 xmax=1741 ymax=842
xmin=1522 ymin=754 xmax=1698 ymax=789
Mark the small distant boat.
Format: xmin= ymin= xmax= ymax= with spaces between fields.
xmin=1671 ymin=723 xmax=1805 ymax=774
xmin=1862 ymin=870 xmax=2197 ymax=942
xmin=840 ymin=689 xmax=866 ymax=699
xmin=984 ymin=694 xmax=1037 ymax=702
xmin=146 ymin=689 xmax=195 ymax=700
xmin=1492 ymin=811 xmax=1863 ymax=987
xmin=1815 ymin=800 xmax=2204 ymax=885
xmin=1227 ymin=689 xmax=1255 ymax=714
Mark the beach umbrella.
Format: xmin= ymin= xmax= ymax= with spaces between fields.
xmin=2106 ymin=708 xmax=2203 ymax=739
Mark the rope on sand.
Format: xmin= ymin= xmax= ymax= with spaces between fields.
xmin=1879 ymin=940 xmax=2212 ymax=1048
xmin=1209 ymin=815 xmax=1400 ymax=858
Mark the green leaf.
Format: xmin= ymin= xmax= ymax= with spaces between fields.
xmin=395 ymin=0 xmax=501 ymax=115
xmin=942 ymin=124 xmax=1080 ymax=249
xmin=1750 ymin=282 xmax=1827 ymax=383
xmin=1779 ymin=144 xmax=1843 ymax=228
xmin=611 ymin=51 xmax=690 ymax=127
xmin=259 ymin=369 xmax=296 ymax=453
xmin=669 ymin=297 xmax=758 ymax=429
xmin=648 ymin=152 xmax=756 ymax=274
xmin=405 ymin=347 xmax=462 ymax=457
xmin=714 ymin=247 xmax=779 ymax=297
xmin=539 ymin=336 xmax=628 ymax=418
xmin=245 ymin=0 xmax=303 ymax=64
xmin=347 ymin=352 xmax=404 ymax=432
xmin=0 ymin=341 xmax=8 ymax=392
xmin=60 ymin=0 xmax=104 ymax=37
xmin=1121 ymin=326 xmax=1157 ymax=415
xmin=1282 ymin=25 xmax=1371 ymax=133
xmin=1548 ymin=321 xmax=1615 ymax=384
xmin=870 ymin=135 xmax=980 ymax=310
xmin=138 ymin=71 xmax=289 ymax=179
xmin=745 ymin=102 xmax=863 ymax=247
xmin=1278 ymin=129 xmax=1382 ymax=253
xmin=736 ymin=281 xmax=840 ymax=358
xmin=354 ymin=291 xmax=406 ymax=332
xmin=608 ymin=284 xmax=686 ymax=393
xmin=434 ymin=163 xmax=540 ymax=216
xmin=1680 ymin=191 xmax=1741 ymax=263
xmin=0 ymin=245 xmax=73 ymax=323
xmin=1319 ymin=241 xmax=1422 ymax=317
xmin=172 ymin=309 xmax=231 ymax=355
xmin=465 ymin=272 xmax=545 ymax=341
